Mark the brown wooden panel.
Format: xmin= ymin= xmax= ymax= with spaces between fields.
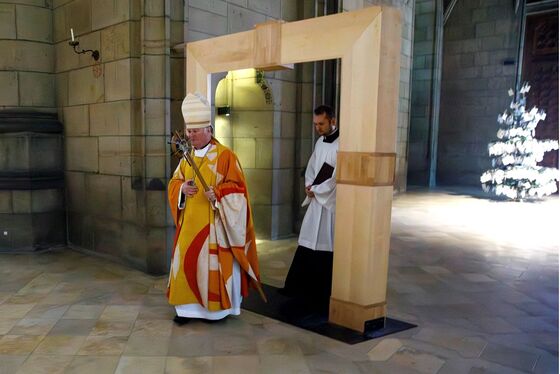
xmin=336 ymin=152 xmax=396 ymax=186
xmin=522 ymin=12 xmax=559 ymax=168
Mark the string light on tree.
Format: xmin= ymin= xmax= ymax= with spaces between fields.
xmin=481 ymin=83 xmax=559 ymax=200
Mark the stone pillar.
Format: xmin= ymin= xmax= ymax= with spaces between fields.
xmin=0 ymin=1 xmax=64 ymax=252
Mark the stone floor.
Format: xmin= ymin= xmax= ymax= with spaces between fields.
xmin=0 ymin=188 xmax=557 ymax=373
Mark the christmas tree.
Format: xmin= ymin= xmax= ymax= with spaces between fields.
xmin=481 ymin=83 xmax=559 ymax=200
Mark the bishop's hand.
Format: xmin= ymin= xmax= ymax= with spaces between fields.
xmin=204 ymin=187 xmax=216 ymax=203
xmin=181 ymin=179 xmax=198 ymax=197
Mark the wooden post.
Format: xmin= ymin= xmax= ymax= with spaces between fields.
xmin=185 ymin=6 xmax=402 ymax=333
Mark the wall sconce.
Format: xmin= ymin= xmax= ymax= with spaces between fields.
xmin=217 ymin=106 xmax=231 ymax=116
xmin=68 ymin=28 xmax=100 ymax=61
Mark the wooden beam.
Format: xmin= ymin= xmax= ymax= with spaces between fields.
xmin=185 ymin=6 xmax=402 ymax=334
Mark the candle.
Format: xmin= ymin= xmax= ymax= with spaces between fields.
xmin=71 ymin=28 xmax=74 ymax=41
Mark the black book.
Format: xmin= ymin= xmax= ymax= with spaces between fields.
xmin=312 ymin=162 xmax=334 ymax=186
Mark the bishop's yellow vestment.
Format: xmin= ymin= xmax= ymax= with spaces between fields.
xmin=167 ymin=139 xmax=260 ymax=319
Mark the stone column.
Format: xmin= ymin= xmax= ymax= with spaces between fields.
xmin=0 ymin=1 xmax=64 ymax=252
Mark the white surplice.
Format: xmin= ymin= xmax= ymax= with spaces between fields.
xmin=298 ymin=129 xmax=339 ymax=252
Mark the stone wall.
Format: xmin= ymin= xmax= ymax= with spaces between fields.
xmin=343 ymin=0 xmax=415 ymax=192
xmin=408 ymin=0 xmax=435 ymax=185
xmin=56 ymin=0 xmax=185 ymax=274
xmin=438 ymin=0 xmax=519 ymax=185
xmin=0 ymin=1 xmax=65 ymax=252
xmin=0 ymin=0 xmax=54 ymax=111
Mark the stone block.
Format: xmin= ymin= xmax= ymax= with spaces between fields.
xmin=298 ymin=138 xmax=313 ymax=168
xmin=273 ymin=138 xmax=294 ymax=169
xmin=227 ymin=0 xmax=247 ymax=7
xmin=66 ymin=171 xmax=87 ymax=212
xmin=244 ymin=169 xmax=272 ymax=204
xmin=63 ymin=105 xmax=89 ymax=136
xmin=231 ymin=81 xmax=270 ymax=110
xmin=0 ymin=40 xmax=53 ymax=72
xmin=104 ymin=59 xmax=132 ymax=101
xmin=228 ymin=4 xmax=266 ymax=34
xmin=215 ymin=116 xmax=233 ymax=139
xmin=101 ymin=22 xmax=131 ymax=62
xmin=145 ymin=136 xmax=166 ymax=178
xmin=19 ymin=72 xmax=55 ymax=107
xmin=144 ymin=15 xmax=165 ymax=40
xmin=234 ymin=137 xmax=256 ymax=169
xmin=170 ymin=58 xmax=185 ymax=100
xmin=271 ymin=204 xmax=293 ymax=239
xmin=343 ymin=0 xmax=364 ymax=11
xmin=479 ymin=36 xmax=504 ymax=51
xmin=271 ymin=168 xmax=293 ymax=205
xmin=145 ymin=99 xmax=167 ymax=135
xmin=68 ymin=66 xmax=104 ymax=105
xmin=130 ymin=21 xmax=142 ymax=57
xmin=146 ymin=190 xmax=166 ymax=226
xmin=86 ymin=174 xmax=122 ymax=219
xmin=248 ymin=0 xmax=280 ymax=18
xmin=92 ymin=217 xmax=125 ymax=256
xmin=251 ymin=204 xmax=271 ymax=238
xmin=189 ymin=7 xmax=227 ymax=35
xmin=92 ymin=0 xmax=129 ymax=31
xmin=0 ymin=4 xmax=16 ymax=39
xmin=31 ymin=189 xmax=64 ymax=213
xmin=190 ymin=0 xmax=227 ymax=16
xmin=168 ymin=0 xmax=184 ymax=20
xmin=55 ymin=72 xmax=68 ymax=107
xmin=145 ymin=0 xmax=165 ymax=16
xmin=66 ymin=211 xmax=90 ymax=249
xmin=12 ymin=191 xmax=31 ymax=214
xmin=299 ymin=113 xmax=313 ymax=138
xmin=16 ymin=4 xmax=51 ymax=42
xmin=281 ymin=111 xmax=296 ymax=138
xmin=145 ymin=227 xmax=168 ymax=274
xmin=99 ymin=136 xmax=132 ymax=176
xmin=121 ymin=176 xmax=145 ymax=224
xmin=170 ymin=20 xmax=185 ymax=46
xmin=90 ymin=100 xmax=132 ymax=136
xmin=475 ymin=21 xmax=495 ymax=38
xmin=281 ymin=0 xmax=298 ymax=21
xmin=253 ymin=137 xmax=272 ymax=169
xmin=145 ymin=156 xmax=166 ymax=179
xmin=231 ymin=111 xmax=274 ymax=138
xmin=65 ymin=137 xmax=98 ymax=172
xmin=0 ymin=191 xmax=12 ymax=213
xmin=54 ymin=39 xmax=79 ymax=73
xmin=219 ymin=137 xmax=233 ymax=149
xmin=29 ymin=135 xmax=63 ymax=172
xmin=131 ymin=58 xmax=142 ymax=99
xmin=186 ymin=30 xmax=214 ymax=42
xmin=170 ymin=100 xmax=183 ymax=131
xmin=53 ymin=0 xmax=91 ymax=43
xmin=144 ymin=55 xmax=166 ymax=98
xmin=0 ymin=71 xmax=18 ymax=106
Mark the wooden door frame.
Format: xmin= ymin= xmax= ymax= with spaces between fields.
xmin=184 ymin=6 xmax=401 ymax=333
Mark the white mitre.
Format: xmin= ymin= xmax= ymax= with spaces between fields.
xmin=181 ymin=92 xmax=211 ymax=129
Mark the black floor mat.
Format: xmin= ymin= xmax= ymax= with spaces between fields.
xmin=242 ymin=283 xmax=416 ymax=344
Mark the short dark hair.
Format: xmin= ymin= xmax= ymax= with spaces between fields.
xmin=314 ymin=105 xmax=335 ymax=120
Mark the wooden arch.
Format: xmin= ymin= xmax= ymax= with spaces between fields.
xmin=185 ymin=6 xmax=401 ymax=333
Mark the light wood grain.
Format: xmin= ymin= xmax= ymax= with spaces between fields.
xmin=185 ymin=6 xmax=402 ymax=333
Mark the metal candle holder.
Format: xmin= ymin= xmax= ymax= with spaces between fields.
xmin=68 ymin=40 xmax=100 ymax=61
